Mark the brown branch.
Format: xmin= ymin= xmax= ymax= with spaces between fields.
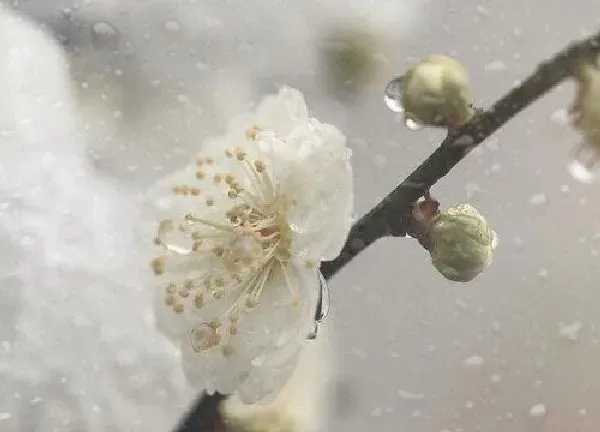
xmin=321 ymin=29 xmax=600 ymax=278
xmin=175 ymin=29 xmax=600 ymax=432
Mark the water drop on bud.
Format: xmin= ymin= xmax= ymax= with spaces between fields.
xmin=404 ymin=117 xmax=423 ymax=131
xmin=568 ymin=148 xmax=597 ymax=184
xmin=384 ymin=76 xmax=405 ymax=113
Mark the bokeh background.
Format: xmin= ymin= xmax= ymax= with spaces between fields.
xmin=3 ymin=0 xmax=600 ymax=431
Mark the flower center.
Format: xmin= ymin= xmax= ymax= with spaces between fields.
xmin=151 ymin=128 xmax=299 ymax=354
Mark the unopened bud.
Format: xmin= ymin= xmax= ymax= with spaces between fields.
xmin=428 ymin=203 xmax=496 ymax=282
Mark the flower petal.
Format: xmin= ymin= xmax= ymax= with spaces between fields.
xmin=173 ymin=263 xmax=319 ymax=403
xmin=235 ymin=264 xmax=320 ymax=403
xmin=269 ymin=118 xmax=354 ymax=262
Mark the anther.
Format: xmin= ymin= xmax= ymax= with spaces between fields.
xmin=151 ymin=256 xmax=166 ymax=276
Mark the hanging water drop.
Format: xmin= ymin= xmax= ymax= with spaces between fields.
xmin=568 ymin=144 xmax=597 ymax=183
xmin=189 ymin=323 xmax=219 ymax=352
xmin=491 ymin=230 xmax=499 ymax=249
xmin=91 ymin=21 xmax=119 ymax=50
xmin=404 ymin=117 xmax=423 ymax=131
xmin=384 ymin=76 xmax=405 ymax=113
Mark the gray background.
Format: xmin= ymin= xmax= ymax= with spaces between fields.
xmin=5 ymin=0 xmax=600 ymax=431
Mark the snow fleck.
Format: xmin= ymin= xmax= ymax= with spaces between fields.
xmin=0 ymin=413 xmax=11 ymax=421
xmin=465 ymin=182 xmax=483 ymax=198
xmin=176 ymin=94 xmax=189 ymax=104
xmin=164 ymin=19 xmax=182 ymax=32
xmin=550 ymin=108 xmax=569 ymax=125
xmin=71 ymin=315 xmax=92 ymax=327
xmin=489 ymin=163 xmax=501 ymax=173
xmin=351 ymin=348 xmax=368 ymax=360
xmin=372 ymin=154 xmax=387 ymax=168
xmin=492 ymin=320 xmax=502 ymax=332
xmin=528 ymin=193 xmax=547 ymax=206
xmin=538 ymin=268 xmax=549 ymax=278
xmin=483 ymin=138 xmax=499 ymax=151
xmin=484 ymin=60 xmax=506 ymax=72
xmin=578 ymin=408 xmax=588 ymax=417
xmin=558 ymin=321 xmax=582 ymax=341
xmin=476 ymin=5 xmax=491 ymax=15
xmin=370 ymin=407 xmax=383 ymax=417
xmin=397 ymin=389 xmax=425 ymax=400
xmin=455 ymin=298 xmax=468 ymax=310
xmin=559 ymin=184 xmax=570 ymax=193
xmin=490 ymin=374 xmax=502 ymax=383
xmin=463 ymin=355 xmax=484 ymax=367
xmin=529 ymin=404 xmax=547 ymax=418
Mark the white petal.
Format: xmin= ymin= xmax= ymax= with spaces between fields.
xmin=274 ymin=118 xmax=354 ymax=262
xmin=204 ymin=86 xmax=310 ymax=156
xmin=172 ymin=263 xmax=319 ymax=403
xmin=235 ymin=264 xmax=320 ymax=404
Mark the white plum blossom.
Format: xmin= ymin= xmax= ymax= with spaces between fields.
xmin=145 ymin=87 xmax=353 ymax=403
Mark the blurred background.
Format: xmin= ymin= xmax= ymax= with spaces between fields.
xmin=3 ymin=0 xmax=600 ymax=431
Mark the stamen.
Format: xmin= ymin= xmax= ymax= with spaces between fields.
xmin=184 ymin=214 xmax=237 ymax=233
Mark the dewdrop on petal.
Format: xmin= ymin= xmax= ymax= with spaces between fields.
xmin=385 ymin=54 xmax=475 ymax=129
xmin=568 ymin=59 xmax=600 ymax=182
xmin=428 ymin=203 xmax=496 ymax=282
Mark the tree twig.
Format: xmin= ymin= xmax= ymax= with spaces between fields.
xmin=173 ymin=29 xmax=600 ymax=432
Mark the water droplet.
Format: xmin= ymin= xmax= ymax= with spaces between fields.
xmin=491 ymin=230 xmax=499 ymax=249
xmin=404 ymin=117 xmax=423 ymax=130
xmin=189 ymin=323 xmax=219 ymax=352
xmin=529 ymin=403 xmax=547 ymax=418
xmin=568 ymin=160 xmax=596 ymax=183
xmin=164 ymin=19 xmax=182 ymax=33
xmin=91 ymin=21 xmax=119 ymax=49
xmin=569 ymin=144 xmax=598 ymax=183
xmin=316 ymin=272 xmax=330 ymax=323
xmin=384 ymin=76 xmax=405 ymax=113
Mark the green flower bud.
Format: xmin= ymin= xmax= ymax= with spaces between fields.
xmin=320 ymin=23 xmax=384 ymax=98
xmin=572 ymin=60 xmax=600 ymax=150
xmin=567 ymin=59 xmax=600 ymax=181
xmin=401 ymin=54 xmax=475 ymax=128
xmin=428 ymin=203 xmax=496 ymax=282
